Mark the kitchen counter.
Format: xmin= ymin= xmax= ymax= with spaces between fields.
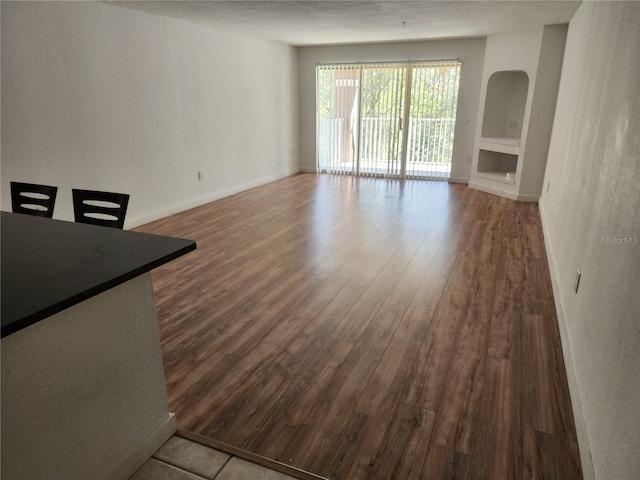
xmin=1 ymin=211 xmax=195 ymax=337
xmin=1 ymin=211 xmax=196 ymax=480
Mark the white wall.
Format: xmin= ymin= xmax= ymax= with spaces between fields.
xmin=520 ymin=24 xmax=567 ymax=198
xmin=1 ymin=2 xmax=299 ymax=227
xmin=540 ymin=2 xmax=640 ymax=480
xmin=297 ymin=38 xmax=486 ymax=183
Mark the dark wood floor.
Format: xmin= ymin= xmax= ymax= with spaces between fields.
xmin=137 ymin=173 xmax=582 ymax=480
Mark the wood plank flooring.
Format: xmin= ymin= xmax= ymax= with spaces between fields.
xmin=136 ymin=173 xmax=582 ymax=480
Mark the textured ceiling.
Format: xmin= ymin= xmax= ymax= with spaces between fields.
xmin=110 ymin=1 xmax=581 ymax=46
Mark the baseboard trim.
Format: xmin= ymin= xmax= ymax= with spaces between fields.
xmin=448 ymin=176 xmax=469 ymax=184
xmin=176 ymin=430 xmax=328 ymax=480
xmin=515 ymin=193 xmax=540 ymax=202
xmin=538 ymin=200 xmax=595 ymax=480
xmin=125 ymin=170 xmax=300 ymax=229
xmin=107 ymin=414 xmax=177 ymax=480
xmin=299 ymin=166 xmax=317 ymax=173
xmin=468 ymin=180 xmax=519 ymax=200
xmin=468 ymin=180 xmax=539 ymax=202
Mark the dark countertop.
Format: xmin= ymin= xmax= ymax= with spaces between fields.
xmin=1 ymin=211 xmax=196 ymax=338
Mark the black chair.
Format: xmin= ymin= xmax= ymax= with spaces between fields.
xmin=10 ymin=181 xmax=58 ymax=218
xmin=72 ymin=189 xmax=130 ymax=229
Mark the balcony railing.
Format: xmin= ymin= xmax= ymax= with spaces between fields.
xmin=318 ymin=117 xmax=455 ymax=178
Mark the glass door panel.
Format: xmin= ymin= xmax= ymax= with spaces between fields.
xmin=358 ymin=65 xmax=406 ymax=177
xmin=317 ymin=65 xmax=360 ymax=175
xmin=406 ymin=62 xmax=461 ymax=179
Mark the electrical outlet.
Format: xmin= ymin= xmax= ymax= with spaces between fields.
xmin=508 ymin=121 xmax=518 ymax=129
xmin=197 ymin=171 xmax=204 ymax=181
xmin=574 ymin=269 xmax=581 ymax=293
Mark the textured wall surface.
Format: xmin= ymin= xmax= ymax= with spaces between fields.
xmin=297 ymin=38 xmax=486 ymax=182
xmin=1 ymin=274 xmax=171 ymax=480
xmin=1 ymin=2 xmax=299 ymax=227
xmin=539 ymin=2 xmax=640 ymax=479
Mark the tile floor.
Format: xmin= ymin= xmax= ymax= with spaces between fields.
xmin=129 ymin=436 xmax=297 ymax=480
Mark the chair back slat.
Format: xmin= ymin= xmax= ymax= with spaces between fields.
xmin=11 ymin=182 xmax=58 ymax=218
xmin=72 ymin=189 xmax=130 ymax=229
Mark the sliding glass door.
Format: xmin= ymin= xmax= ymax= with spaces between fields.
xmin=358 ymin=64 xmax=406 ymax=177
xmin=317 ymin=61 xmax=461 ymax=180
xmin=405 ymin=63 xmax=461 ymax=179
xmin=317 ymin=65 xmax=359 ymax=176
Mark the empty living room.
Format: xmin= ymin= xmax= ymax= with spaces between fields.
xmin=1 ymin=1 xmax=638 ymax=480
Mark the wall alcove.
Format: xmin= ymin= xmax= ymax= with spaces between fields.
xmin=469 ymin=25 xmax=568 ymax=202
xmin=481 ymin=70 xmax=529 ymax=142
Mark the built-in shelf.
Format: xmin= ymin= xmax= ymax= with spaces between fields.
xmin=469 ymin=25 xmax=567 ymax=202
xmin=477 ymin=149 xmax=518 ymax=186
xmin=475 ymin=70 xmax=528 ymax=189
xmin=480 ymin=137 xmax=521 ymax=147
xmin=476 ymin=171 xmax=516 ymax=185
xmin=478 ymin=138 xmax=521 ymax=155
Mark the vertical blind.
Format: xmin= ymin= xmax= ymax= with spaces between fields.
xmin=317 ymin=64 xmax=361 ymax=176
xmin=317 ymin=60 xmax=461 ymax=180
xmin=359 ymin=63 xmax=406 ymax=177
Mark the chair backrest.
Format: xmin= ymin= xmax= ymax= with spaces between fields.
xmin=72 ymin=189 xmax=130 ymax=229
xmin=10 ymin=182 xmax=58 ymax=218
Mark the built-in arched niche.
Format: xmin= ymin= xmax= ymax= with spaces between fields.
xmin=481 ymin=70 xmax=529 ymax=140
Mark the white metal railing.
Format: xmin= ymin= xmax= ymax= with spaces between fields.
xmin=407 ymin=118 xmax=455 ymax=164
xmin=320 ymin=116 xmax=455 ymax=177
